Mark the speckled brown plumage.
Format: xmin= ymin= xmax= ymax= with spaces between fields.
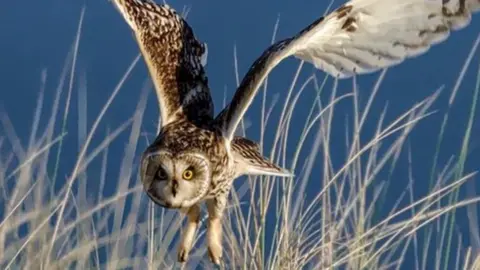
xmin=114 ymin=0 xmax=212 ymax=126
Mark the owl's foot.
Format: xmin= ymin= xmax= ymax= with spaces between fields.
xmin=177 ymin=231 xmax=195 ymax=263
xmin=177 ymin=205 xmax=201 ymax=263
xmin=207 ymin=217 xmax=223 ymax=265
xmin=207 ymin=240 xmax=222 ymax=265
xmin=177 ymin=247 xmax=189 ymax=263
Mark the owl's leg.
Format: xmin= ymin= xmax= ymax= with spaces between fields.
xmin=206 ymin=191 xmax=229 ymax=265
xmin=177 ymin=204 xmax=201 ymax=263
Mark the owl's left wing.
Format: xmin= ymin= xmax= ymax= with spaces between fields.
xmin=231 ymin=137 xmax=292 ymax=177
xmin=112 ymin=0 xmax=212 ymax=126
xmin=216 ymin=0 xmax=480 ymax=142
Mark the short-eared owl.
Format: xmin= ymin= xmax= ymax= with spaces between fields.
xmin=112 ymin=0 xmax=479 ymax=264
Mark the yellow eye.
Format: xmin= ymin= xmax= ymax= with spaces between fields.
xmin=182 ymin=169 xmax=194 ymax=180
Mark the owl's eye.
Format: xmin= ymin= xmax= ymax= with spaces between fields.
xmin=155 ymin=167 xmax=168 ymax=180
xmin=182 ymin=168 xmax=194 ymax=180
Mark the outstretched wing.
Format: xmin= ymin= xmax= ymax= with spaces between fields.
xmin=112 ymin=0 xmax=212 ymax=126
xmin=215 ymin=0 xmax=480 ymax=141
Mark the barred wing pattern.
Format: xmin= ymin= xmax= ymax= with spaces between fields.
xmin=216 ymin=0 xmax=480 ymax=141
xmin=231 ymin=137 xmax=292 ymax=177
xmin=113 ymin=0 xmax=212 ymax=126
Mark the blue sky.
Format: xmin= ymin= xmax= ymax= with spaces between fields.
xmin=1 ymin=0 xmax=480 ymax=268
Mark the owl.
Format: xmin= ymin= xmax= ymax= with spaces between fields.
xmin=111 ymin=0 xmax=479 ymax=265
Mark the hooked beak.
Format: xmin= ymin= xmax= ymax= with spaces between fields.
xmin=171 ymin=179 xmax=179 ymax=197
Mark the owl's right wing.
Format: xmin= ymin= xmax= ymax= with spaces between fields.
xmin=112 ymin=1 xmax=212 ymax=126
xmin=215 ymin=0 xmax=480 ymax=142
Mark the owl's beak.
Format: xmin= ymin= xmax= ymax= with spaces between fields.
xmin=171 ymin=179 xmax=179 ymax=197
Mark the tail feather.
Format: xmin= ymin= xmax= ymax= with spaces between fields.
xmin=230 ymin=137 xmax=293 ymax=178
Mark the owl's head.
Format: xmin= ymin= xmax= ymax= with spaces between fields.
xmin=140 ymin=149 xmax=212 ymax=209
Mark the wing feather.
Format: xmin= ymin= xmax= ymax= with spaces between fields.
xmin=112 ymin=0 xmax=213 ymax=126
xmin=216 ymin=0 xmax=479 ymax=141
